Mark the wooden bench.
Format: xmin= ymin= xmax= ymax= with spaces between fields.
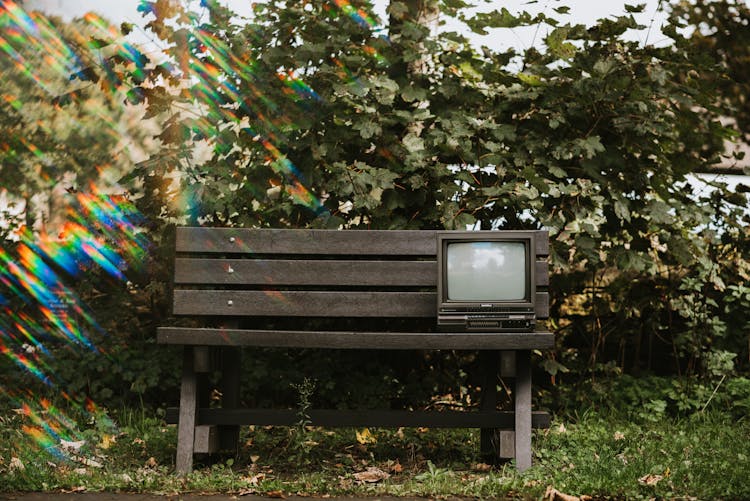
xmin=157 ymin=227 xmax=554 ymax=474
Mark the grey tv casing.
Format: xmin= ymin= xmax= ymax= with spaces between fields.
xmin=436 ymin=231 xmax=536 ymax=332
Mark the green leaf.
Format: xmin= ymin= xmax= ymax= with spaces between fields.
xmin=353 ymin=120 xmax=381 ymax=139
xmin=402 ymin=134 xmax=425 ymax=153
xmin=518 ymin=72 xmax=544 ymax=86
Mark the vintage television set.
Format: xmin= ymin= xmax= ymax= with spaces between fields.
xmin=437 ymin=231 xmax=537 ymax=332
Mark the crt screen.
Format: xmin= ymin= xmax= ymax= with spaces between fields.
xmin=446 ymin=241 xmax=527 ymax=301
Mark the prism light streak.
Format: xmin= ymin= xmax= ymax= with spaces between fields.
xmin=1 ymin=188 xmax=150 ymax=460
xmin=332 ymin=0 xmax=379 ymax=30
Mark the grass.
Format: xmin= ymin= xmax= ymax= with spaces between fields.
xmin=1 ymin=406 xmax=749 ymax=500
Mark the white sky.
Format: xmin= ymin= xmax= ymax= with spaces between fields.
xmin=25 ymin=0 xmax=670 ymax=51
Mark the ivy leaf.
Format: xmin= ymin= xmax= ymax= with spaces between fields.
xmin=402 ymin=134 xmax=425 ymax=153
xmin=353 ymin=120 xmax=381 ymax=139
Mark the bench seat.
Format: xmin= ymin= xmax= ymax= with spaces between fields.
xmin=157 ymin=327 xmax=554 ymax=350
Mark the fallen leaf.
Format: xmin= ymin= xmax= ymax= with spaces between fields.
xmin=266 ymin=490 xmax=285 ymax=498
xmin=355 ymin=428 xmax=377 ymax=445
xmin=250 ymin=455 xmax=260 ymax=463
xmin=144 ymin=456 xmax=158 ymax=468
xmin=473 ymin=462 xmax=491 ymax=472
xmin=61 ymin=486 xmax=86 ymax=493
xmin=245 ymin=472 xmax=266 ymax=485
xmin=353 ymin=466 xmax=390 ymax=483
xmin=390 ymin=460 xmax=403 ymax=473
xmin=98 ymin=434 xmax=116 ymax=450
xmin=60 ymin=440 xmax=86 ymax=452
xmin=556 ymin=423 xmax=567 ymax=434
xmin=77 ymin=456 xmax=102 ymax=468
xmin=545 ymin=486 xmax=584 ymax=501
xmin=73 ymin=468 xmax=89 ymax=475
xmin=238 ymin=489 xmax=257 ymax=497
xmin=9 ymin=457 xmax=25 ymax=472
xmin=613 ymin=431 xmax=625 ymax=441
xmin=638 ymin=474 xmax=664 ymax=486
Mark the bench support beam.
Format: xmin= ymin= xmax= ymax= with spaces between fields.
xmin=176 ymin=347 xmax=198 ymax=475
xmin=515 ymin=350 xmax=532 ymax=471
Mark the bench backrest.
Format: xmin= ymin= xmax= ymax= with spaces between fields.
xmin=171 ymin=228 xmax=549 ymax=328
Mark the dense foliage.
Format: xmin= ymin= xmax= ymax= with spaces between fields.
xmin=1 ymin=0 xmax=749 ymax=412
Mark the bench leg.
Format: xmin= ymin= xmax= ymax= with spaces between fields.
xmin=479 ymin=350 xmax=499 ymax=460
xmin=219 ymin=347 xmax=241 ymax=451
xmin=514 ymin=350 xmax=532 ymax=471
xmin=176 ymin=346 xmax=198 ymax=475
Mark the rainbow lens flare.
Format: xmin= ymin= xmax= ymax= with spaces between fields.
xmin=1 ymin=186 xmax=150 ymax=461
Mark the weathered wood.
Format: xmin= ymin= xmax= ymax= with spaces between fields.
xmin=176 ymin=227 xmax=437 ymax=255
xmin=219 ymin=346 xmax=241 ymax=451
xmin=193 ymin=346 xmax=211 ymax=373
xmin=480 ymin=351 xmax=499 ymax=458
xmin=535 ymin=292 xmax=549 ymax=319
xmin=499 ymin=430 xmax=515 ymax=459
xmin=535 ymin=260 xmax=549 ymax=287
xmin=157 ymin=327 xmax=555 ymax=350
xmin=515 ymin=351 xmax=533 ymax=471
xmin=175 ymin=347 xmax=198 ymax=475
xmin=164 ymin=408 xmax=551 ymax=429
xmin=500 ymin=351 xmax=517 ymax=378
xmin=173 ymin=290 xmax=550 ymax=319
xmin=172 ymin=290 xmax=436 ymax=317
xmin=534 ymin=230 xmax=549 ymax=257
xmin=174 ymin=258 xmax=437 ymax=286
xmin=194 ymin=425 xmax=220 ymax=454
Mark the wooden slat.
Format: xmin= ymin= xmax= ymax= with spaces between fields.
xmin=174 ymin=290 xmax=549 ymax=318
xmin=174 ymin=258 xmax=437 ymax=286
xmin=535 ymin=292 xmax=549 ymax=319
xmin=535 ymin=260 xmax=549 ymax=287
xmin=534 ymin=230 xmax=549 ymax=256
xmin=176 ymin=258 xmax=546 ymax=288
xmin=176 ymin=227 xmax=437 ymax=255
xmin=172 ymin=290 xmax=436 ymax=317
xmin=157 ymin=327 xmax=555 ymax=350
xmin=176 ymin=227 xmax=549 ymax=257
xmin=165 ymin=408 xmax=551 ymax=429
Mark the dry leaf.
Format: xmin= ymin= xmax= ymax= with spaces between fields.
xmin=144 ymin=456 xmax=158 ymax=468
xmin=9 ymin=457 xmax=25 ymax=472
xmin=98 ymin=434 xmax=116 ymax=450
xmin=61 ymin=486 xmax=86 ymax=493
xmin=250 ymin=455 xmax=260 ymax=463
xmin=73 ymin=468 xmax=89 ymax=475
xmin=390 ymin=461 xmax=403 ymax=473
xmin=613 ymin=431 xmax=625 ymax=441
xmin=77 ymin=456 xmax=102 ymax=468
xmin=638 ymin=474 xmax=664 ymax=486
xmin=245 ymin=472 xmax=266 ymax=485
xmin=60 ymin=440 xmax=86 ymax=452
xmin=266 ymin=490 xmax=285 ymax=498
xmin=545 ymin=486 xmax=585 ymax=501
xmin=353 ymin=466 xmax=390 ymax=483
xmin=355 ymin=428 xmax=377 ymax=445
xmin=473 ymin=462 xmax=492 ymax=472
